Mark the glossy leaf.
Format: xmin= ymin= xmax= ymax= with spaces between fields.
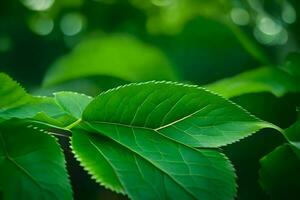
xmin=82 ymin=81 xmax=275 ymax=148
xmin=0 ymin=73 xmax=85 ymax=127
xmin=205 ymin=67 xmax=300 ymax=98
xmin=0 ymin=97 xmax=65 ymax=120
xmin=43 ymin=35 xmax=178 ymax=87
xmin=0 ymin=73 xmax=31 ymax=110
xmin=0 ymin=120 xmax=72 ymax=200
xmin=54 ymin=92 xmax=93 ymax=119
xmin=72 ymin=128 xmax=236 ymax=200
xmin=259 ymin=144 xmax=300 ymax=200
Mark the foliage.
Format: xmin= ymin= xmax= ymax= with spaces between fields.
xmin=1 ymin=0 xmax=300 ymax=199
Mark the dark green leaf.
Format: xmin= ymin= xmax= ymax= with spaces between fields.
xmin=0 ymin=120 xmax=72 ymax=200
xmin=259 ymin=144 xmax=300 ymax=200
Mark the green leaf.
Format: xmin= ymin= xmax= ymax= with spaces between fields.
xmin=0 ymin=120 xmax=72 ymax=200
xmin=0 ymin=97 xmax=65 ymax=120
xmin=205 ymin=67 xmax=300 ymax=98
xmin=43 ymin=34 xmax=178 ymax=87
xmin=72 ymin=128 xmax=236 ymax=200
xmin=82 ymin=81 xmax=275 ymax=148
xmin=259 ymin=144 xmax=300 ymax=200
xmin=54 ymin=92 xmax=93 ymax=119
xmin=71 ymin=130 xmax=125 ymax=195
xmin=0 ymin=73 xmax=31 ymax=110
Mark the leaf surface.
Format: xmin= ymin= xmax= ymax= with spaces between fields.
xmin=82 ymin=81 xmax=274 ymax=148
xmin=0 ymin=73 xmax=31 ymax=110
xmin=0 ymin=120 xmax=72 ymax=200
xmin=54 ymin=92 xmax=93 ymax=119
xmin=72 ymin=127 xmax=236 ymax=200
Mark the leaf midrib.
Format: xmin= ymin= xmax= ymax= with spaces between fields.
xmin=85 ymin=104 xmax=210 ymax=132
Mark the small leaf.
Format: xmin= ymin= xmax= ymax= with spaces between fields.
xmin=72 ymin=128 xmax=236 ymax=200
xmin=43 ymin=34 xmax=178 ymax=87
xmin=82 ymin=81 xmax=274 ymax=148
xmin=54 ymin=92 xmax=93 ymax=119
xmin=205 ymin=67 xmax=300 ymax=98
xmin=259 ymin=144 xmax=300 ymax=200
xmin=0 ymin=120 xmax=72 ymax=200
xmin=0 ymin=73 xmax=31 ymax=110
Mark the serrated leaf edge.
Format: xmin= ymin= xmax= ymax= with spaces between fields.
xmin=69 ymin=137 xmax=127 ymax=196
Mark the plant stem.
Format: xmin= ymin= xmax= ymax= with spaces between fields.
xmin=64 ymin=118 xmax=82 ymax=130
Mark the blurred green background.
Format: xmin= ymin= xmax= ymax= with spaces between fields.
xmin=1 ymin=0 xmax=300 ymax=199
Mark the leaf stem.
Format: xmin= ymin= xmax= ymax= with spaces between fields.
xmin=64 ymin=118 xmax=82 ymax=130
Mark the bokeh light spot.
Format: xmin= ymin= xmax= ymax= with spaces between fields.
xmin=282 ymin=3 xmax=297 ymax=24
xmin=230 ymin=8 xmax=250 ymax=26
xmin=29 ymin=16 xmax=54 ymax=36
xmin=257 ymin=16 xmax=283 ymax=35
xmin=60 ymin=13 xmax=85 ymax=36
xmin=21 ymin=0 xmax=55 ymax=11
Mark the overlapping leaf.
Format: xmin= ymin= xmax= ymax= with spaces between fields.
xmin=72 ymin=127 xmax=236 ymax=200
xmin=0 ymin=120 xmax=72 ymax=200
xmin=0 ymin=73 xmax=91 ymax=127
xmin=54 ymin=92 xmax=93 ymax=119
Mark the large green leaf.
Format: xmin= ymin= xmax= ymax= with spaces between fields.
xmin=205 ymin=67 xmax=300 ymax=98
xmin=0 ymin=120 xmax=72 ymax=200
xmin=82 ymin=81 xmax=276 ymax=148
xmin=43 ymin=34 xmax=178 ymax=87
xmin=259 ymin=144 xmax=300 ymax=200
xmin=72 ymin=128 xmax=236 ymax=200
